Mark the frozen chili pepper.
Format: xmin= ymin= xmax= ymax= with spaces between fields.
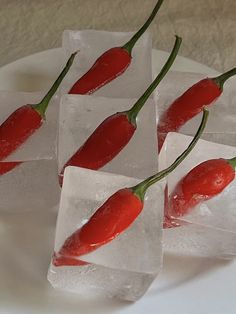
xmin=0 ymin=52 xmax=77 ymax=175
xmin=59 ymin=36 xmax=182 ymax=186
xmin=0 ymin=161 xmax=21 ymax=175
xmin=53 ymin=109 xmax=209 ymax=266
xmin=165 ymin=157 xmax=236 ymax=222
xmin=68 ymin=0 xmax=164 ymax=95
xmin=157 ymin=67 xmax=236 ymax=151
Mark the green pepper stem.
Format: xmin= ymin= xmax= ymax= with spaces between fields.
xmin=34 ymin=51 xmax=77 ymax=118
xmin=213 ymin=67 xmax=236 ymax=90
xmin=122 ymin=0 xmax=164 ymax=55
xmin=132 ymin=109 xmax=209 ymax=201
xmin=127 ymin=35 xmax=182 ymax=126
xmin=227 ymin=157 xmax=236 ymax=169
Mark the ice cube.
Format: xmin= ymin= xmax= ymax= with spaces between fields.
xmin=159 ymin=132 xmax=236 ymax=258
xmin=61 ymin=30 xmax=153 ymax=98
xmin=57 ymin=94 xmax=158 ymax=180
xmin=48 ymin=166 xmax=164 ymax=301
xmin=0 ymin=159 xmax=60 ymax=212
xmin=163 ymin=222 xmax=236 ymax=259
xmin=157 ymin=71 xmax=236 ymax=146
xmin=0 ymin=91 xmax=59 ymax=161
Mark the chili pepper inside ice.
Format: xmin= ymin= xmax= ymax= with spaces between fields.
xmin=157 ymin=67 xmax=236 ymax=151
xmin=0 ymin=52 xmax=77 ymax=175
xmin=68 ymin=0 xmax=164 ymax=95
xmin=53 ymin=109 xmax=209 ymax=267
xmin=59 ymin=36 xmax=182 ymax=186
xmin=165 ymin=157 xmax=236 ymax=221
xmin=0 ymin=161 xmax=21 ymax=175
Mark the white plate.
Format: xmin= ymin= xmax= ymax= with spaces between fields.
xmin=0 ymin=49 xmax=235 ymax=314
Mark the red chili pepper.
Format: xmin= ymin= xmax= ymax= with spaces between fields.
xmin=53 ymin=109 xmax=208 ymax=267
xmin=165 ymin=157 xmax=236 ymax=222
xmin=59 ymin=36 xmax=182 ymax=186
xmin=0 ymin=52 xmax=77 ymax=175
xmin=68 ymin=0 xmax=164 ymax=95
xmin=0 ymin=161 xmax=21 ymax=175
xmin=157 ymin=67 xmax=236 ymax=152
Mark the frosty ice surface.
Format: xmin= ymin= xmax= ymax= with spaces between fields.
xmin=160 ymin=132 xmax=236 ymax=258
xmin=61 ymin=30 xmax=152 ymax=98
xmin=48 ymin=167 xmax=164 ymax=301
xmin=57 ymin=94 xmax=158 ymax=180
xmin=0 ymin=159 xmax=60 ymax=212
xmin=157 ymin=71 xmax=236 ymax=146
xmin=163 ymin=222 xmax=236 ymax=259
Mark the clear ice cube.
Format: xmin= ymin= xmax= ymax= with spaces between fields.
xmin=163 ymin=222 xmax=236 ymax=259
xmin=48 ymin=166 xmax=164 ymax=301
xmin=57 ymin=94 xmax=158 ymax=179
xmin=0 ymin=159 xmax=60 ymax=212
xmin=0 ymin=91 xmax=61 ymax=212
xmin=0 ymin=91 xmax=59 ymax=161
xmin=157 ymin=71 xmax=236 ymax=146
xmin=61 ymin=30 xmax=153 ymax=98
xmin=159 ymin=132 xmax=236 ymax=258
